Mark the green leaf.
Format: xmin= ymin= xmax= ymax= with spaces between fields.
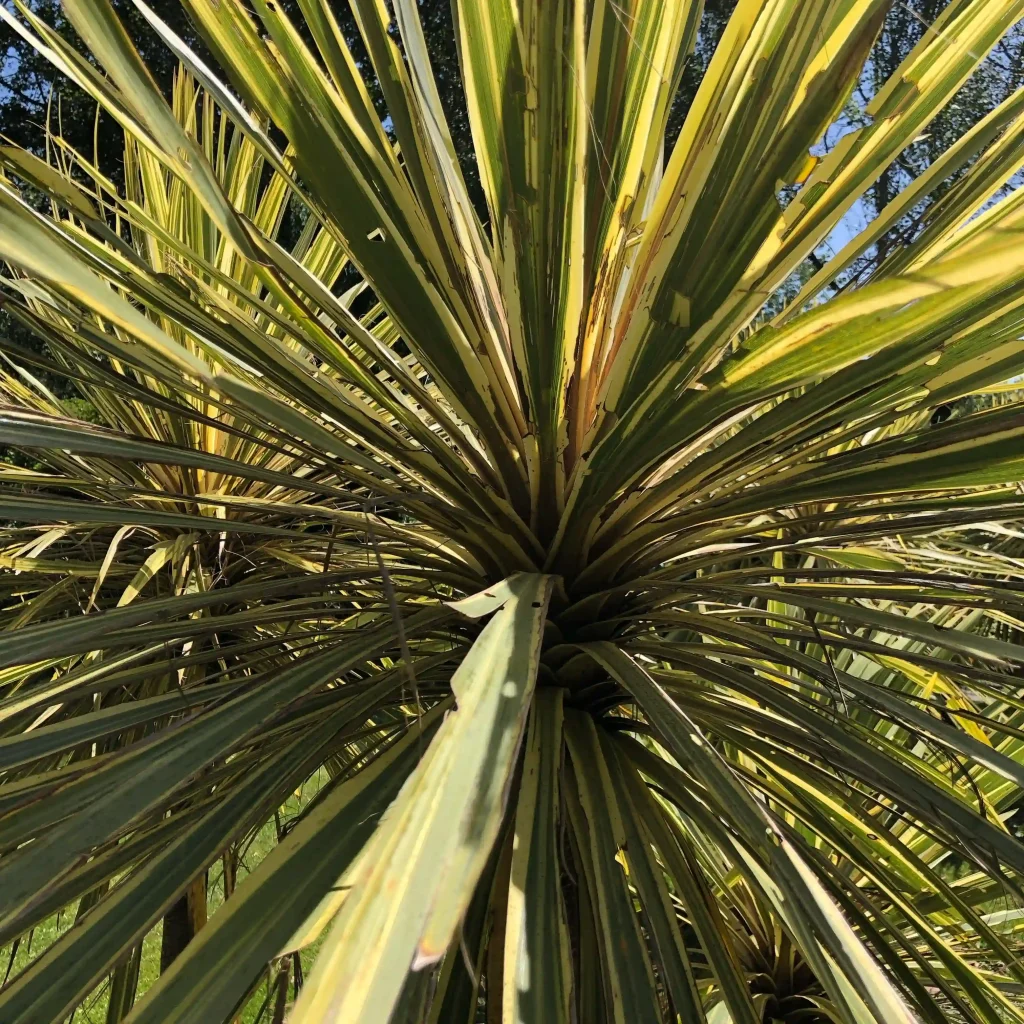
xmin=124 ymin=705 xmax=447 ymax=1024
xmin=502 ymin=688 xmax=572 ymax=1024
xmin=289 ymin=574 xmax=554 ymax=1024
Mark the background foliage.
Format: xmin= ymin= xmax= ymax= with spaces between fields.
xmin=2 ymin=2 xmax=1024 ymax=1023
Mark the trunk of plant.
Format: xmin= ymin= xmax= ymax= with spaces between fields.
xmin=271 ymin=961 xmax=291 ymax=1024
xmin=105 ymin=944 xmax=142 ymax=1024
xmin=160 ymin=874 xmax=207 ymax=973
xmin=159 ymin=895 xmax=193 ymax=973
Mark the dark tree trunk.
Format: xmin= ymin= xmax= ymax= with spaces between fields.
xmin=160 ymin=894 xmax=194 ymax=974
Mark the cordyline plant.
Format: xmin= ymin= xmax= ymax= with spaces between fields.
xmin=3 ymin=0 xmax=1024 ymax=1021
